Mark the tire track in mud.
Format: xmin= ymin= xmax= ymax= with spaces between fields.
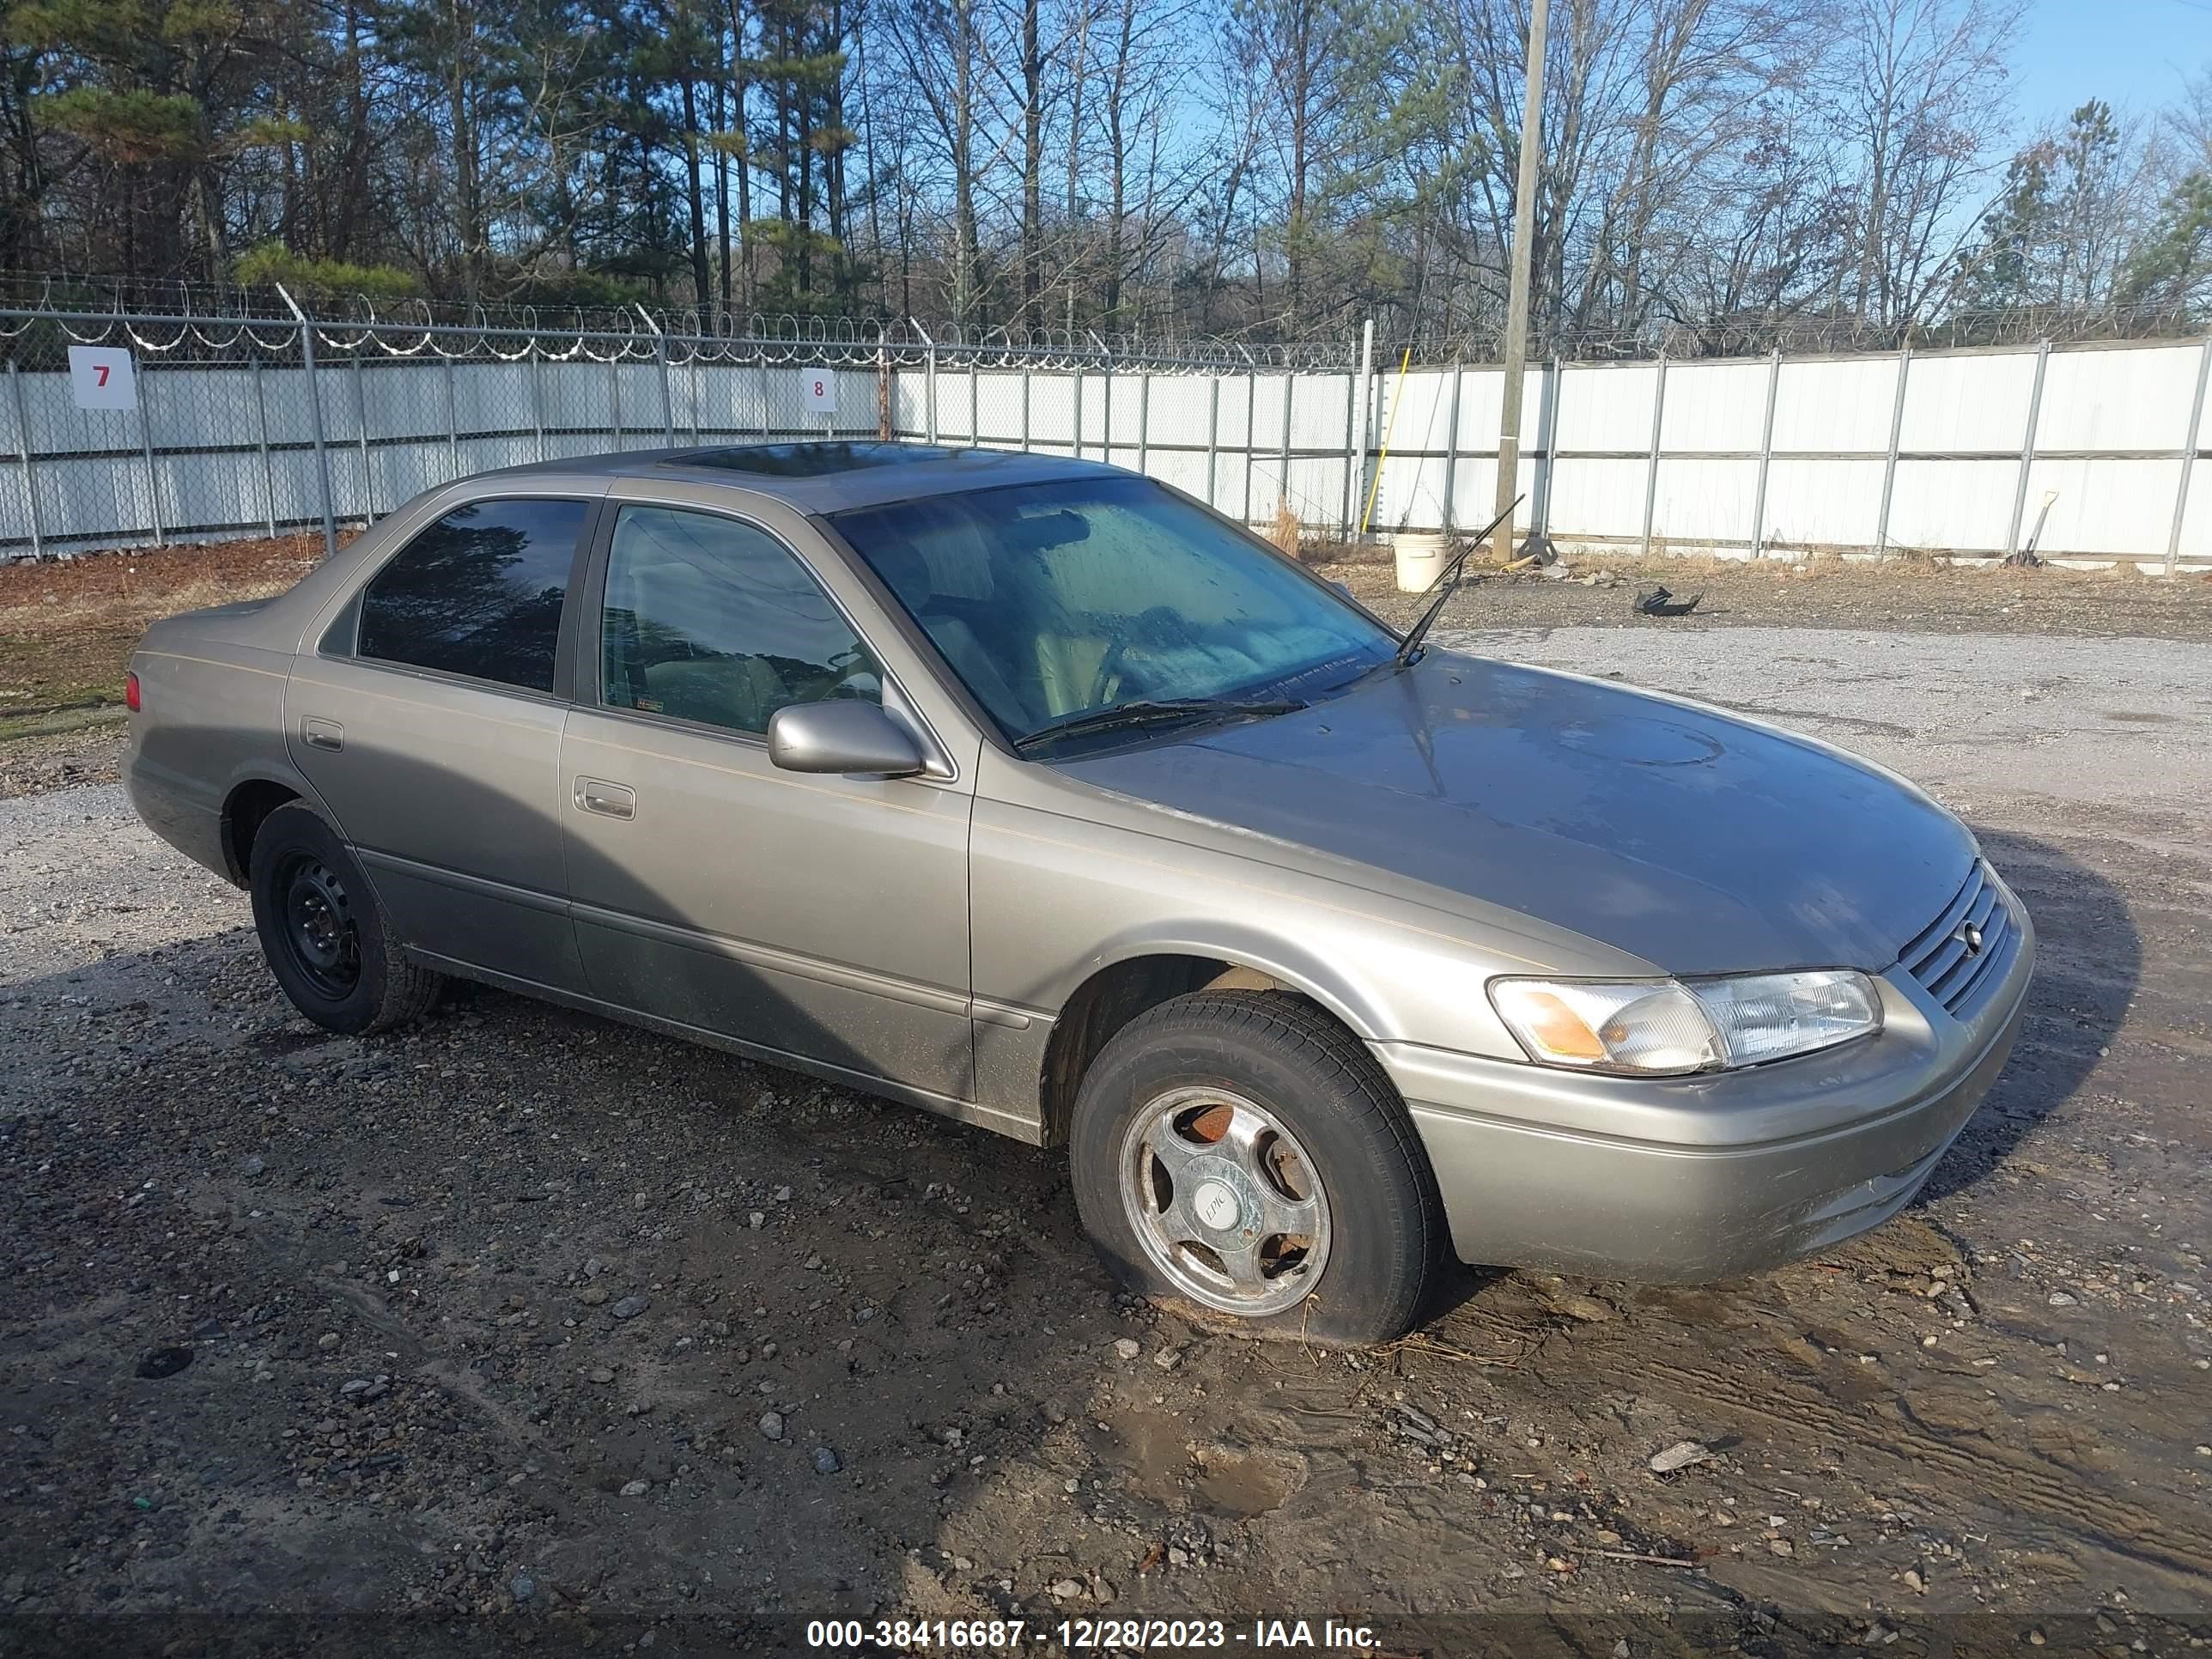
xmin=1545 ymin=1337 xmax=2212 ymax=1592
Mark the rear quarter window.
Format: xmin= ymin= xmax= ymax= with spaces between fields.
xmin=356 ymin=496 xmax=589 ymax=693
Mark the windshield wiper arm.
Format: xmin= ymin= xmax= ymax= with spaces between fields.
xmin=1392 ymin=495 xmax=1523 ymax=671
xmin=1014 ymin=696 xmax=1306 ymax=754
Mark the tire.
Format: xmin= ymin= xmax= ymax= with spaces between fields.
xmin=248 ymin=801 xmax=445 ymax=1035
xmin=1068 ymin=989 xmax=1447 ymax=1346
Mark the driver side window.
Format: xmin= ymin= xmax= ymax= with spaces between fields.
xmin=599 ymin=505 xmax=881 ymax=738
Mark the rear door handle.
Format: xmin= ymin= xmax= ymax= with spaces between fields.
xmin=301 ymin=716 xmax=343 ymax=752
xmin=574 ymin=777 xmax=635 ymax=820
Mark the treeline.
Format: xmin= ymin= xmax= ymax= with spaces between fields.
xmin=0 ymin=0 xmax=2208 ymax=345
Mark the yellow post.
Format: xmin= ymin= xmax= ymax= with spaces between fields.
xmin=1360 ymin=346 xmax=1415 ymax=536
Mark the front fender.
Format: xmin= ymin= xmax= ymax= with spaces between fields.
xmin=969 ymin=794 xmax=1583 ymax=1064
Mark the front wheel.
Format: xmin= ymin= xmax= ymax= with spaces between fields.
xmin=1068 ymin=991 xmax=1448 ymax=1346
xmin=248 ymin=801 xmax=445 ymax=1035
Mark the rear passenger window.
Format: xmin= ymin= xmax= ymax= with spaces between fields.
xmin=599 ymin=505 xmax=881 ymax=736
xmin=356 ymin=497 xmax=589 ymax=693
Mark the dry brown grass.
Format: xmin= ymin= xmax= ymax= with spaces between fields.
xmin=0 ymin=532 xmax=332 ymax=734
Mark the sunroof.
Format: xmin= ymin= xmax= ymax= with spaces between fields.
xmin=669 ymin=442 xmax=959 ymax=477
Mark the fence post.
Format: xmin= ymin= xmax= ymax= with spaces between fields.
xmin=251 ymin=356 xmax=277 ymax=537
xmin=276 ymin=284 xmax=337 ymax=558
xmin=1749 ymin=348 xmax=1781 ymax=558
xmin=2005 ymin=340 xmax=2051 ymax=559
xmin=1020 ymin=362 xmax=1031 ymax=452
xmin=1340 ymin=345 xmax=1360 ymax=537
xmin=605 ymin=348 xmax=621 ymax=447
xmin=136 ymin=363 xmax=166 ymax=546
xmin=8 ymin=361 xmax=44 ymax=558
xmin=442 ymin=352 xmax=460 ymax=480
xmin=1137 ymin=369 xmax=1150 ymax=477
xmin=528 ymin=341 xmax=547 ymax=463
xmin=1640 ymin=354 xmax=1667 ymax=561
xmin=918 ymin=321 xmax=938 ymax=444
xmin=1278 ymin=372 xmax=1294 ymax=525
xmin=1206 ymin=374 xmax=1220 ymax=509
xmin=1099 ymin=337 xmax=1114 ymax=465
xmin=1243 ymin=350 xmax=1257 ymax=525
xmin=2166 ymin=335 xmax=2212 ymax=575
xmin=638 ymin=304 xmax=674 ymax=444
xmin=351 ymin=344 xmax=375 ymax=520
xmin=1073 ymin=362 xmax=1084 ymax=459
xmin=878 ymin=339 xmax=893 ymax=441
xmin=1548 ymin=354 xmax=1565 ymax=535
xmin=1875 ymin=346 xmax=1911 ymax=560
xmin=1442 ymin=362 xmax=1463 ymax=534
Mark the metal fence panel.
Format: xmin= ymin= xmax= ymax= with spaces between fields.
xmin=1899 ymin=350 xmax=2040 ymax=454
xmin=1 ymin=302 xmax=2209 ymax=567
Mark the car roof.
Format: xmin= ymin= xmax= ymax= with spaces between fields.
xmin=471 ymin=441 xmax=1127 ymax=514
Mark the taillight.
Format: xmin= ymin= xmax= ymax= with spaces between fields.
xmin=125 ymin=670 xmax=141 ymax=713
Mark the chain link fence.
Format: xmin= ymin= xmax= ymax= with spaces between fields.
xmin=1 ymin=285 xmax=2207 ymax=569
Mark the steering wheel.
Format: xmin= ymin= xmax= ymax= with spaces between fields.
xmin=1086 ymin=636 xmax=1131 ymax=708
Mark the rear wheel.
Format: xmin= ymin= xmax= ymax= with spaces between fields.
xmin=248 ymin=802 xmax=444 ymax=1034
xmin=1069 ymin=990 xmax=1447 ymax=1346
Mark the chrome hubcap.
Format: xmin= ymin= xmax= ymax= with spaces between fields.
xmin=1119 ymin=1086 xmax=1331 ymax=1318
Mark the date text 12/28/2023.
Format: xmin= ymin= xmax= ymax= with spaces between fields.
xmin=804 ymin=1617 xmax=1382 ymax=1650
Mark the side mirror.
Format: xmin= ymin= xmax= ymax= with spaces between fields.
xmin=767 ymin=701 xmax=927 ymax=777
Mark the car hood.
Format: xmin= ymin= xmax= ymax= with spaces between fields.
xmin=1054 ymin=651 xmax=1976 ymax=976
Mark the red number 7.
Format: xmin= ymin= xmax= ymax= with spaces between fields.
xmin=94 ymin=364 xmax=110 ymax=386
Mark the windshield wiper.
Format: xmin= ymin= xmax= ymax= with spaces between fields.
xmin=1392 ymin=495 xmax=1523 ymax=672
xmin=1014 ymin=696 xmax=1306 ymax=755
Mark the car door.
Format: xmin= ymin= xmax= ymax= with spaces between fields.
xmin=558 ymin=495 xmax=978 ymax=1103
xmin=287 ymin=489 xmax=597 ymax=991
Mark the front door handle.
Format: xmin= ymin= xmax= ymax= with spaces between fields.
xmin=301 ymin=716 xmax=343 ymax=752
xmin=574 ymin=777 xmax=635 ymax=820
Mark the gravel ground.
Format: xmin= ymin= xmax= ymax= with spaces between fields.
xmin=0 ymin=719 xmax=124 ymax=800
xmin=3 ymin=620 xmax=2210 ymax=1656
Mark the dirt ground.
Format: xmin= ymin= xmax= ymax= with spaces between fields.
xmin=3 ymin=557 xmax=2211 ymax=1656
xmin=0 ymin=536 xmax=332 ymax=741
xmin=1319 ymin=546 xmax=2212 ymax=645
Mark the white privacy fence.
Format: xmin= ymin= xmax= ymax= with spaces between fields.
xmin=890 ymin=340 xmax=2212 ymax=569
xmin=3 ymin=301 xmax=2209 ymax=570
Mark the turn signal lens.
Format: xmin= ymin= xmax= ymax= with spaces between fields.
xmin=1489 ymin=979 xmax=1720 ymax=1075
xmin=1490 ymin=970 xmax=1881 ymax=1076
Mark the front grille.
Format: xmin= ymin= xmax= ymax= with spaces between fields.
xmin=1898 ymin=861 xmax=2014 ymax=1016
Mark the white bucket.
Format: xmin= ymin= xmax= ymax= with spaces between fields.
xmin=1394 ymin=532 xmax=1450 ymax=592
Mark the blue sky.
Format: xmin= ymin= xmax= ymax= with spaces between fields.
xmin=2011 ymin=0 xmax=2210 ymax=125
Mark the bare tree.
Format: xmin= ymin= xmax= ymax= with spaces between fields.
xmin=1832 ymin=0 xmax=2025 ymax=327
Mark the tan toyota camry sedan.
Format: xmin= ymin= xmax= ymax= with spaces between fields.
xmin=125 ymin=443 xmax=2033 ymax=1345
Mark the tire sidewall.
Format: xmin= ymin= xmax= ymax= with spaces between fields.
xmin=1069 ymin=996 xmax=1439 ymax=1345
xmin=248 ymin=805 xmax=399 ymax=1036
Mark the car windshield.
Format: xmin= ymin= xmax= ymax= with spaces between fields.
xmin=831 ymin=476 xmax=1395 ymax=746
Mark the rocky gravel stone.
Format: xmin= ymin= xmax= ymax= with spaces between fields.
xmin=3 ymin=597 xmax=2209 ymax=1647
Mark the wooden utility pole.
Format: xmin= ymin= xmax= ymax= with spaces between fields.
xmin=1492 ymin=0 xmax=1549 ymax=562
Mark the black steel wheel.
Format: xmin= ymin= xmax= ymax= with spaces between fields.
xmin=248 ymin=801 xmax=445 ymax=1034
xmin=274 ymin=852 xmax=361 ymax=1000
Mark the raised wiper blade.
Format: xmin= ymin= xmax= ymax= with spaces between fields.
xmin=1014 ymin=697 xmax=1305 ymax=754
xmin=1393 ymin=495 xmax=1522 ymax=671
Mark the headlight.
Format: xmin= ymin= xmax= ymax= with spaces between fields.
xmin=1489 ymin=970 xmax=1881 ymax=1075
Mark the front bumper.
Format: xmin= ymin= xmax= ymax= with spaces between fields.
xmin=1376 ymin=896 xmax=2034 ymax=1283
